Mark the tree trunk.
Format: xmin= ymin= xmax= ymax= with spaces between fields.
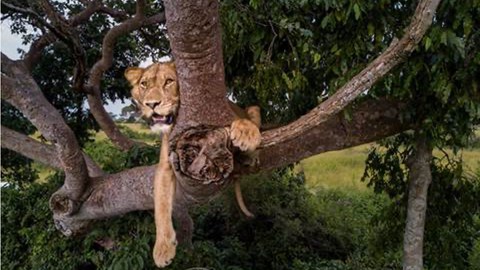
xmin=164 ymin=0 xmax=233 ymax=130
xmin=403 ymin=134 xmax=433 ymax=270
xmin=163 ymin=0 xmax=238 ymax=206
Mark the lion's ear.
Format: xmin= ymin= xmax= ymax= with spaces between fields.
xmin=124 ymin=67 xmax=144 ymax=85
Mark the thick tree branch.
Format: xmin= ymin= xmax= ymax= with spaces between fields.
xmin=52 ymin=97 xmax=410 ymax=234
xmin=98 ymin=6 xmax=128 ymax=20
xmin=1 ymin=126 xmax=62 ymax=169
xmin=1 ymin=53 xmax=88 ymax=212
xmin=257 ymin=99 xmax=408 ymax=170
xmin=52 ymin=165 xmax=156 ymax=236
xmin=1 ymin=126 xmax=104 ymax=178
xmin=403 ymin=134 xmax=433 ymax=270
xmin=69 ymin=0 xmax=102 ymax=26
xmin=261 ymin=0 xmax=441 ymax=148
xmin=86 ymin=0 xmax=147 ymax=91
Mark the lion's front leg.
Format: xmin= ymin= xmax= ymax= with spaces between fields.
xmin=153 ymin=134 xmax=177 ymax=268
xmin=230 ymin=106 xmax=262 ymax=218
xmin=230 ymin=106 xmax=262 ymax=153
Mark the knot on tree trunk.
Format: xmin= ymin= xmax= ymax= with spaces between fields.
xmin=49 ymin=187 xmax=81 ymax=216
xmin=49 ymin=186 xmax=90 ymax=236
xmin=171 ymin=126 xmax=234 ymax=185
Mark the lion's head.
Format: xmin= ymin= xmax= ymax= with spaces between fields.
xmin=124 ymin=62 xmax=179 ymax=133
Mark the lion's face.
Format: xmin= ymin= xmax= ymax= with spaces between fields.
xmin=124 ymin=62 xmax=179 ymax=133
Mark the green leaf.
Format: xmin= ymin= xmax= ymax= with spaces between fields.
xmin=440 ymin=31 xmax=448 ymax=45
xmin=282 ymin=72 xmax=293 ymax=90
xmin=353 ymin=4 xmax=361 ymax=20
xmin=313 ymin=53 xmax=321 ymax=64
xmin=424 ymin=36 xmax=432 ymax=51
xmin=367 ymin=23 xmax=375 ymax=36
xmin=321 ymin=15 xmax=330 ymax=28
xmin=330 ymin=44 xmax=338 ymax=53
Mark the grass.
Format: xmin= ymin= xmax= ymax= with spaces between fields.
xmin=451 ymin=149 xmax=480 ymax=173
xmin=299 ymin=144 xmax=373 ymax=192
xmin=95 ymin=122 xmax=158 ymax=143
xmin=300 ymin=141 xmax=480 ymax=193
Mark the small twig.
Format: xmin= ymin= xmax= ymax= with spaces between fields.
xmin=266 ymin=20 xmax=278 ymax=62
xmin=2 ymin=1 xmax=57 ymax=31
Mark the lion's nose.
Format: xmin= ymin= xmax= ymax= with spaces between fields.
xmin=145 ymin=101 xmax=160 ymax=109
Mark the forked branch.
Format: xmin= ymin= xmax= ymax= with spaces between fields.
xmin=261 ymin=0 xmax=441 ymax=147
xmin=160 ymin=0 xmax=437 ymax=206
xmin=1 ymin=53 xmax=88 ymax=214
xmin=48 ymin=97 xmax=409 ymax=235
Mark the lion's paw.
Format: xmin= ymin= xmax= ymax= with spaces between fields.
xmin=230 ymin=119 xmax=261 ymax=152
xmin=153 ymin=231 xmax=177 ymax=268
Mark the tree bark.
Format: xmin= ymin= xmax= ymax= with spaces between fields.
xmin=164 ymin=0 xmax=233 ymax=130
xmin=403 ymin=135 xmax=433 ymax=270
xmin=44 ymin=97 xmax=410 ymax=235
xmin=1 ymin=53 xmax=88 ymax=215
xmin=258 ymin=99 xmax=407 ymax=170
xmin=161 ymin=0 xmax=238 ymax=210
xmin=1 ymin=126 xmax=104 ymax=178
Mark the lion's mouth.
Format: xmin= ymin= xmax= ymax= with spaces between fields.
xmin=151 ymin=113 xmax=174 ymax=126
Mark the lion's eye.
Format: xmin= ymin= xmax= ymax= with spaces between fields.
xmin=140 ymin=80 xmax=147 ymax=88
xmin=165 ymin=78 xmax=174 ymax=85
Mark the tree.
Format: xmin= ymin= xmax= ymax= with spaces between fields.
xmin=1 ymin=0 xmax=479 ymax=268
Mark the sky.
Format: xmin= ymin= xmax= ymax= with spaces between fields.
xmin=1 ymin=20 xmax=130 ymax=115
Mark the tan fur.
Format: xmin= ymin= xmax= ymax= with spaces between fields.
xmin=125 ymin=62 xmax=179 ymax=126
xmin=125 ymin=62 xmax=261 ymax=268
xmin=152 ymin=134 xmax=177 ymax=267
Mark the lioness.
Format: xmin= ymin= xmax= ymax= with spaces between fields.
xmin=124 ymin=62 xmax=261 ymax=267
